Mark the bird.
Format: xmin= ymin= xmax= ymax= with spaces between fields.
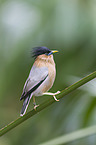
xmin=20 ymin=46 xmax=60 ymax=116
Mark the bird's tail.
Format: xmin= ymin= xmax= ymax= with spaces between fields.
xmin=20 ymin=94 xmax=32 ymax=116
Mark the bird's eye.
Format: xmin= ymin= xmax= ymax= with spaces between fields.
xmin=47 ymin=51 xmax=52 ymax=56
xmin=45 ymin=52 xmax=49 ymax=56
xmin=45 ymin=51 xmax=52 ymax=56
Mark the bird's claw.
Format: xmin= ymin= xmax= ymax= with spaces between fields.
xmin=54 ymin=91 xmax=61 ymax=95
xmin=53 ymin=91 xmax=60 ymax=101
xmin=34 ymin=105 xmax=39 ymax=111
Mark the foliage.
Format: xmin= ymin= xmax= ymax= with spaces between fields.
xmin=0 ymin=0 xmax=96 ymax=145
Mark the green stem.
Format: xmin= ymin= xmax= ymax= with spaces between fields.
xmin=41 ymin=125 xmax=96 ymax=145
xmin=0 ymin=71 xmax=96 ymax=136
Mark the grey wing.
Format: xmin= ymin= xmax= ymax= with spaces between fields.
xmin=20 ymin=66 xmax=48 ymax=100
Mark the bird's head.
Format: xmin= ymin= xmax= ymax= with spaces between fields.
xmin=32 ymin=46 xmax=58 ymax=59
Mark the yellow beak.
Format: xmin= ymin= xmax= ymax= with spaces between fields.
xmin=52 ymin=50 xmax=58 ymax=53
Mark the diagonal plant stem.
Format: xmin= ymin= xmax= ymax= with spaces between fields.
xmin=41 ymin=125 xmax=96 ymax=145
xmin=0 ymin=71 xmax=96 ymax=137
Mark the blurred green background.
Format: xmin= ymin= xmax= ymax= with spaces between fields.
xmin=0 ymin=0 xmax=96 ymax=145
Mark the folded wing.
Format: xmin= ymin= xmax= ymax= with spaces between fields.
xmin=20 ymin=66 xmax=48 ymax=100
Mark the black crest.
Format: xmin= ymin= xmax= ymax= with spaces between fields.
xmin=32 ymin=46 xmax=51 ymax=58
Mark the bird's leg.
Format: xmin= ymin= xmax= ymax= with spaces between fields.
xmin=33 ymin=96 xmax=39 ymax=110
xmin=43 ymin=91 xmax=60 ymax=101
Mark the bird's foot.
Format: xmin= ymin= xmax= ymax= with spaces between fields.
xmin=43 ymin=91 xmax=60 ymax=101
xmin=33 ymin=96 xmax=39 ymax=111
xmin=53 ymin=91 xmax=60 ymax=101
xmin=33 ymin=104 xmax=39 ymax=111
xmin=53 ymin=91 xmax=61 ymax=95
